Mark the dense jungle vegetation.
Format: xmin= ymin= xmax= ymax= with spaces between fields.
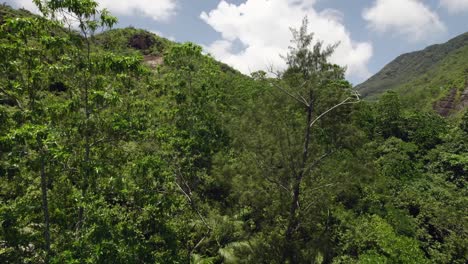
xmin=0 ymin=1 xmax=467 ymax=263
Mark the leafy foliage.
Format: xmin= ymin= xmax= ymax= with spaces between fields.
xmin=0 ymin=2 xmax=467 ymax=264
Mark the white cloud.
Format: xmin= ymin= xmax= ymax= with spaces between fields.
xmin=6 ymin=0 xmax=39 ymax=12
xmin=98 ymin=0 xmax=177 ymax=22
xmin=151 ymin=30 xmax=176 ymax=41
xmin=363 ymin=0 xmax=446 ymax=42
xmin=6 ymin=0 xmax=178 ymax=22
xmin=200 ymin=0 xmax=373 ymax=82
xmin=440 ymin=0 xmax=468 ymax=13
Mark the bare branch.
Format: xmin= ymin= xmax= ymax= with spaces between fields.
xmin=296 ymin=81 xmax=311 ymax=105
xmin=268 ymin=66 xmax=310 ymax=107
xmin=301 ymin=183 xmax=336 ymax=212
xmin=309 ymin=95 xmax=360 ymax=128
xmin=298 ymin=93 xmax=310 ymax=106
xmin=267 ymin=64 xmax=282 ymax=79
xmin=174 ymin=180 xmax=212 ymax=231
xmin=304 ymin=150 xmax=335 ymax=175
xmin=175 ymin=180 xmax=192 ymax=203
xmin=270 ymin=82 xmax=309 ymax=107
xmin=171 ymin=154 xmax=211 ymax=232
xmin=190 ymin=236 xmax=207 ymax=256
xmin=254 ymin=157 xmax=291 ymax=193
xmin=265 ymin=176 xmax=291 ymax=193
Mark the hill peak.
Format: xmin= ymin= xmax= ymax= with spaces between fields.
xmin=356 ymin=32 xmax=468 ymax=111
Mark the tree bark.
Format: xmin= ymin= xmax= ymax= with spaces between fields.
xmin=78 ymin=27 xmax=91 ymax=232
xmin=40 ymin=154 xmax=51 ymax=263
xmin=283 ymin=103 xmax=313 ymax=262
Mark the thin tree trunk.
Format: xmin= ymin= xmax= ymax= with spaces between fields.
xmin=78 ymin=30 xmax=91 ymax=232
xmin=283 ymin=103 xmax=313 ymax=262
xmin=40 ymin=154 xmax=51 ymax=263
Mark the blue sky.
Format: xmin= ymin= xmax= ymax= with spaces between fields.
xmin=7 ymin=0 xmax=468 ymax=85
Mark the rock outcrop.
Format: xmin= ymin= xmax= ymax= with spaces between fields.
xmin=128 ymin=33 xmax=155 ymax=51
xmin=434 ymin=88 xmax=458 ymax=117
xmin=457 ymin=80 xmax=468 ymax=111
xmin=434 ymin=79 xmax=468 ymax=116
xmin=143 ymin=55 xmax=163 ymax=68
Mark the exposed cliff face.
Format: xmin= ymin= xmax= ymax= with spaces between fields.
xmin=457 ymin=80 xmax=468 ymax=111
xmin=129 ymin=33 xmax=155 ymax=51
xmin=433 ymin=79 xmax=468 ymax=116
xmin=143 ymin=55 xmax=163 ymax=68
xmin=434 ymin=88 xmax=458 ymax=117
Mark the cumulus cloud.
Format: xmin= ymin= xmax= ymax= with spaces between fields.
xmin=440 ymin=0 xmax=468 ymax=13
xmin=98 ymin=0 xmax=177 ymax=22
xmin=363 ymin=0 xmax=446 ymax=42
xmin=6 ymin=0 xmax=178 ymax=22
xmin=151 ymin=30 xmax=176 ymax=42
xmin=5 ymin=0 xmax=39 ymax=12
xmin=200 ymin=0 xmax=373 ymax=81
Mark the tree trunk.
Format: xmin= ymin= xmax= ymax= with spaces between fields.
xmin=78 ymin=31 xmax=92 ymax=232
xmin=283 ymin=103 xmax=313 ymax=262
xmin=40 ymin=154 xmax=51 ymax=263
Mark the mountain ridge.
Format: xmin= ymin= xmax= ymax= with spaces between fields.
xmin=356 ymin=32 xmax=468 ymax=111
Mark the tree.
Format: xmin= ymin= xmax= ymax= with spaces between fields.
xmin=2 ymin=2 xmax=467 ymax=263
xmin=0 ymin=13 xmax=71 ymax=262
xmin=376 ymin=91 xmax=402 ymax=139
xmin=0 ymin=1 xmax=151 ymax=262
xmin=261 ymin=17 xmax=359 ymax=262
xmin=160 ymin=42 xmax=231 ymax=260
xmin=33 ymin=0 xmax=119 ymax=233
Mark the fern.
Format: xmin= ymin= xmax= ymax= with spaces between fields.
xmin=190 ymin=254 xmax=216 ymax=264
xmin=219 ymin=241 xmax=255 ymax=264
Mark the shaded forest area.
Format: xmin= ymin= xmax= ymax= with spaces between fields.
xmin=0 ymin=1 xmax=466 ymax=263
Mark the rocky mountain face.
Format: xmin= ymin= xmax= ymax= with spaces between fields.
xmin=459 ymin=81 xmax=468 ymax=110
xmin=433 ymin=79 xmax=468 ymax=117
xmin=434 ymin=88 xmax=458 ymax=117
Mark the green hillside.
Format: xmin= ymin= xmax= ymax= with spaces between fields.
xmin=94 ymin=27 xmax=173 ymax=55
xmin=357 ymin=32 xmax=468 ymax=110
xmin=0 ymin=3 xmax=34 ymax=20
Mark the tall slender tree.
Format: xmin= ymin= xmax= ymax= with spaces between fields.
xmin=0 ymin=14 xmax=70 ymax=262
xmin=270 ymin=18 xmax=360 ymax=262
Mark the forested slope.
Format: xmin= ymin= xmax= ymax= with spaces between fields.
xmin=0 ymin=2 xmax=467 ymax=263
xmin=356 ymin=32 xmax=468 ymax=111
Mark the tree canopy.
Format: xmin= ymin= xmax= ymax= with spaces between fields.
xmin=0 ymin=2 xmax=466 ymax=263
